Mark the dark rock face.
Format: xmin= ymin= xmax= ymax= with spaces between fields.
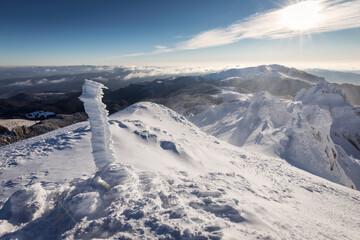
xmin=0 ymin=125 xmax=9 ymax=134
xmin=0 ymin=91 xmax=84 ymax=119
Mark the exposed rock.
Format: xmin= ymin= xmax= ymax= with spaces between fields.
xmin=0 ymin=125 xmax=9 ymax=134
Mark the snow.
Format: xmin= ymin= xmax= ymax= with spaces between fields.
xmin=204 ymin=64 xmax=325 ymax=84
xmin=188 ymin=84 xmax=360 ymax=189
xmin=25 ymin=110 xmax=56 ymax=119
xmin=294 ymin=82 xmax=347 ymax=108
xmin=211 ymin=88 xmax=253 ymax=102
xmin=0 ymin=81 xmax=360 ymax=239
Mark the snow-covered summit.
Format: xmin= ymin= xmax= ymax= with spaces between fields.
xmin=1 ymin=97 xmax=360 ymax=239
xmin=200 ymin=65 xmax=326 ymax=98
xmin=205 ymin=64 xmax=325 ymax=84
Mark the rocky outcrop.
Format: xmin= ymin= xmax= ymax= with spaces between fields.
xmin=0 ymin=125 xmax=9 ymax=134
xmin=12 ymin=125 xmax=30 ymax=137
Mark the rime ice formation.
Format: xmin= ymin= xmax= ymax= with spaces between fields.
xmin=79 ymin=79 xmax=115 ymax=170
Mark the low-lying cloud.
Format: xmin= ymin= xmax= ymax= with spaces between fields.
xmin=7 ymin=78 xmax=68 ymax=87
xmin=122 ymin=65 xmax=240 ymax=80
xmin=8 ymin=79 xmax=33 ymax=87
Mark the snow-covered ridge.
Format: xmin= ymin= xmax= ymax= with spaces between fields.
xmin=189 ymin=83 xmax=360 ymax=189
xmin=204 ymin=64 xmax=325 ymax=84
xmin=294 ymin=82 xmax=346 ymax=108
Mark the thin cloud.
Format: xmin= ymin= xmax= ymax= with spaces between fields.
xmin=119 ymin=0 xmax=360 ymax=57
xmin=37 ymin=78 xmax=49 ymax=84
xmin=116 ymin=46 xmax=173 ymax=58
xmin=122 ymin=65 xmax=239 ymax=80
xmin=93 ymin=76 xmax=108 ymax=82
xmin=154 ymin=45 xmax=168 ymax=49
xmin=50 ymin=78 xmax=67 ymax=84
xmin=7 ymin=79 xmax=33 ymax=87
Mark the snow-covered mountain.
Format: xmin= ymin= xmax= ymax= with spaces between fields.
xmin=299 ymin=69 xmax=360 ymax=105
xmin=1 ymin=78 xmax=360 ymax=239
xmin=1 ymin=102 xmax=360 ymax=238
xmin=188 ymin=83 xmax=360 ymax=189
xmin=206 ymin=65 xmax=325 ymax=84
xmin=204 ymin=64 xmax=326 ymax=98
xmin=306 ymin=68 xmax=360 ymax=85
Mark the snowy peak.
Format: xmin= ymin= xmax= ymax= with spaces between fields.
xmin=112 ymin=101 xmax=195 ymax=130
xmin=109 ymin=101 xmax=235 ymax=173
xmin=294 ymin=82 xmax=348 ymax=108
xmin=201 ymin=65 xmax=327 ymax=98
xmin=294 ymin=83 xmax=360 ymax=159
xmin=205 ymin=64 xmax=326 ymax=84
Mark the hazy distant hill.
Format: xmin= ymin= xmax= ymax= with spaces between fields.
xmin=0 ymin=92 xmax=83 ymax=118
xmin=306 ymin=68 xmax=360 ymax=85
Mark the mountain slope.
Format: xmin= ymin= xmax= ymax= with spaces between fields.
xmin=300 ymin=69 xmax=360 ymax=105
xmin=104 ymin=65 xmax=329 ymax=116
xmin=189 ymin=83 xmax=360 ymax=189
xmin=334 ymin=83 xmax=360 ymax=105
xmin=306 ymin=68 xmax=360 ymax=85
xmin=0 ymin=101 xmax=360 ymax=239
xmin=204 ymin=65 xmax=326 ymax=98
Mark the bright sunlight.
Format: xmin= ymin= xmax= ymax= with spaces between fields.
xmin=280 ymin=0 xmax=324 ymax=31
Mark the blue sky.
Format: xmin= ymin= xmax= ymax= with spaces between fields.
xmin=1 ymin=0 xmax=360 ymax=68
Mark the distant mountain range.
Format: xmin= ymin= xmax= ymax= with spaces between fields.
xmin=1 ymin=64 xmax=359 ymax=119
xmin=306 ymin=68 xmax=360 ymax=85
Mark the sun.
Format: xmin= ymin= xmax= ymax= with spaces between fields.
xmin=280 ymin=0 xmax=324 ymax=31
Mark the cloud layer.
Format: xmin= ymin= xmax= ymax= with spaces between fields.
xmin=122 ymin=65 xmax=239 ymax=80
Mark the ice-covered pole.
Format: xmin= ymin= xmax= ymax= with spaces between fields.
xmin=79 ymin=79 xmax=115 ymax=170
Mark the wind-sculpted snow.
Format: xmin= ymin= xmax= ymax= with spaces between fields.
xmin=294 ymin=82 xmax=346 ymax=108
xmin=1 ymin=102 xmax=360 ymax=239
xmin=79 ymin=79 xmax=115 ymax=169
xmin=295 ymin=83 xmax=360 ymax=187
xmin=189 ymin=85 xmax=360 ymax=189
xmin=294 ymin=83 xmax=360 ymax=157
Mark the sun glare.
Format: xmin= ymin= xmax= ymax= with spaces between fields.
xmin=280 ymin=1 xmax=324 ymax=31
